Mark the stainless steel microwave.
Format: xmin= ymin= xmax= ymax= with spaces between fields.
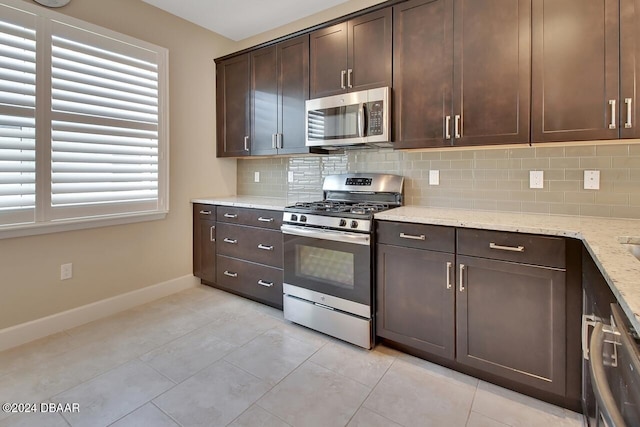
xmin=305 ymin=87 xmax=390 ymax=150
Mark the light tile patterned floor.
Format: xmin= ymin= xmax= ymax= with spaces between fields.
xmin=0 ymin=285 xmax=584 ymax=427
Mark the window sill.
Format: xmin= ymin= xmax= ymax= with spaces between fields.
xmin=0 ymin=211 xmax=168 ymax=240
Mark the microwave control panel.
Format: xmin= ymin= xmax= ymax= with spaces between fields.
xmin=367 ymin=101 xmax=384 ymax=136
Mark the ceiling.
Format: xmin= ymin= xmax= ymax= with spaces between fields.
xmin=141 ymin=0 xmax=350 ymax=41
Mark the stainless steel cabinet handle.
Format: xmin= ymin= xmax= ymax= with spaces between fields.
xmin=244 ymin=136 xmax=249 ymax=151
xmin=400 ymin=232 xmax=426 ymax=241
xmin=625 ymin=98 xmax=633 ymax=129
xmin=271 ymin=134 xmax=277 ymax=149
xmin=347 ymin=68 xmax=353 ymax=88
xmin=258 ymin=217 xmax=274 ymax=222
xmin=446 ymin=262 xmax=452 ymax=290
xmin=210 ymin=225 xmax=215 ymax=242
xmin=223 ymin=238 xmax=237 ymax=244
xmin=223 ymin=271 xmax=238 ymax=278
xmin=199 ymin=210 xmax=211 ymax=215
xmin=341 ymin=70 xmax=346 ymax=90
xmin=257 ymin=244 xmax=273 ymax=251
xmin=609 ymin=100 xmax=616 ymax=129
xmin=224 ymin=213 xmax=238 ymax=219
xmin=459 ymin=264 xmax=465 ymax=292
xmin=445 ymin=115 xmax=451 ymax=139
xmin=489 ymin=242 xmax=525 ymax=253
xmin=454 ymin=115 xmax=461 ymax=138
xmin=277 ymin=133 xmax=283 ymax=149
xmin=257 ymin=280 xmax=274 ymax=288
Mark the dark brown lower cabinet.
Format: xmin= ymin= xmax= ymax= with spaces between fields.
xmin=456 ymin=254 xmax=566 ymax=396
xmin=216 ymin=255 xmax=283 ymax=309
xmin=376 ymin=244 xmax=455 ymax=359
xmin=193 ymin=204 xmax=216 ymax=283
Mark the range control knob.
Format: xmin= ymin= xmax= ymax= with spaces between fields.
xmin=290 ymin=214 xmax=298 ymax=221
xmin=300 ymin=215 xmax=307 ymax=223
xmin=339 ymin=219 xmax=347 ymax=227
xmin=351 ymin=220 xmax=359 ymax=229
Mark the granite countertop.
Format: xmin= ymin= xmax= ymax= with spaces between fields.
xmin=191 ymin=196 xmax=293 ymax=211
xmin=376 ymin=206 xmax=640 ymax=332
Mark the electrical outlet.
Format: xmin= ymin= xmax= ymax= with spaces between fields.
xmin=429 ymin=170 xmax=440 ymax=186
xmin=288 ymin=171 xmax=294 ymax=183
xmin=529 ymin=171 xmax=544 ymax=189
xmin=60 ymin=263 xmax=73 ymax=280
xmin=254 ymin=171 xmax=260 ymax=183
xmin=584 ymin=170 xmax=600 ymax=190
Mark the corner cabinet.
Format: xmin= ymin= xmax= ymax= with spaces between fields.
xmin=309 ymin=8 xmax=392 ymax=98
xmin=216 ymin=54 xmax=251 ymax=157
xmin=393 ymin=0 xmax=531 ymax=149
xmin=193 ymin=204 xmax=216 ymax=283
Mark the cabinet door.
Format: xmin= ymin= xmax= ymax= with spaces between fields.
xmin=456 ymin=255 xmax=566 ymax=395
xmin=393 ymin=0 xmax=454 ymax=148
xmin=531 ymin=0 xmax=620 ymax=142
xmin=310 ymin=22 xmax=348 ymax=98
xmin=250 ymin=46 xmax=279 ymax=156
xmin=620 ymin=0 xmax=640 ymax=138
xmin=347 ymin=8 xmax=392 ymax=92
xmin=453 ymin=0 xmax=530 ymax=146
xmin=216 ymin=54 xmax=251 ymax=157
xmin=194 ymin=218 xmax=216 ymax=283
xmin=376 ymin=244 xmax=455 ymax=359
xmin=277 ymin=35 xmax=310 ymax=155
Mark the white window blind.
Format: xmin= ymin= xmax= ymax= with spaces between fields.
xmin=0 ymin=4 xmax=36 ymax=226
xmin=0 ymin=0 xmax=168 ymax=236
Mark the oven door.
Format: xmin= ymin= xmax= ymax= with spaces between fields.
xmin=281 ymin=224 xmax=371 ymax=307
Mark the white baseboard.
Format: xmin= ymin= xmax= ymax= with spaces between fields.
xmin=0 ymin=274 xmax=200 ymax=352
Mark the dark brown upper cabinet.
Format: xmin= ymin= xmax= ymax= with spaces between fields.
xmin=620 ymin=0 xmax=640 ymax=139
xmin=394 ymin=0 xmax=531 ymax=149
xmin=310 ymin=8 xmax=392 ymax=99
xmin=250 ymin=35 xmax=310 ymax=156
xmin=216 ymin=54 xmax=251 ymax=157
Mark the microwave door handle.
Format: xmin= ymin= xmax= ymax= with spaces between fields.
xmin=358 ymin=103 xmax=366 ymax=137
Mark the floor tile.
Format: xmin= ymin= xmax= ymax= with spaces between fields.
xmin=153 ymin=360 xmax=270 ymax=427
xmin=363 ymin=359 xmax=476 ymax=427
xmin=257 ymin=361 xmax=371 ymax=427
xmin=109 ymin=403 xmax=178 ymax=427
xmin=0 ymin=412 xmax=69 ymax=427
xmin=227 ymin=405 xmax=291 ymax=427
xmin=397 ymin=351 xmax=479 ymax=387
xmin=346 ymin=407 xmax=403 ymax=427
xmin=207 ymin=310 xmax=281 ymax=346
xmin=224 ymin=328 xmax=320 ymax=386
xmin=0 ymin=332 xmax=78 ymax=378
xmin=52 ymin=360 xmax=174 ymax=427
xmin=466 ymin=411 xmax=511 ymax=427
xmin=271 ymin=322 xmax=330 ymax=349
xmin=140 ymin=325 xmax=237 ymax=383
xmin=309 ymin=342 xmax=396 ymax=387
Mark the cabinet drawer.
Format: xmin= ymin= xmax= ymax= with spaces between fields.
xmin=217 ymin=223 xmax=283 ymax=268
xmin=217 ymin=206 xmax=282 ymax=229
xmin=457 ymin=228 xmax=566 ymax=269
xmin=194 ymin=203 xmax=215 ymax=220
xmin=216 ymin=255 xmax=283 ymax=308
xmin=377 ymin=221 xmax=455 ymax=252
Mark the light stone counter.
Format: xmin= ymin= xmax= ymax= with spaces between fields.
xmin=191 ymin=196 xmax=293 ymax=211
xmin=376 ymin=206 xmax=640 ymax=332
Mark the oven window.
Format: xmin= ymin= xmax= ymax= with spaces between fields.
xmin=296 ymin=245 xmax=354 ymax=289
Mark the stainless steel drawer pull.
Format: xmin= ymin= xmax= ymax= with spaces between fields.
xmin=445 ymin=115 xmax=451 ymax=139
xmin=489 ymin=242 xmax=525 ymax=253
xmin=347 ymin=68 xmax=353 ymax=88
xmin=224 ymin=213 xmax=238 ymax=219
xmin=272 ymin=134 xmax=277 ymax=149
xmin=257 ymin=244 xmax=273 ymax=251
xmin=340 ymin=70 xmax=346 ymax=90
xmin=244 ymin=136 xmax=249 ymax=152
xmin=199 ymin=210 xmax=211 ymax=215
xmin=257 ymin=280 xmax=274 ymax=288
xmin=446 ymin=261 xmax=452 ymax=290
xmin=223 ymin=238 xmax=237 ymax=244
xmin=400 ymin=232 xmax=426 ymax=241
xmin=459 ymin=264 xmax=465 ymax=292
xmin=454 ymin=114 xmax=461 ymax=138
xmin=210 ymin=225 xmax=215 ymax=242
xmin=609 ymin=99 xmax=616 ymax=129
xmin=625 ymin=98 xmax=633 ymax=128
xmin=224 ymin=271 xmax=238 ymax=278
xmin=258 ymin=217 xmax=274 ymax=222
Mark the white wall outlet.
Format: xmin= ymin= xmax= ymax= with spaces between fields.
xmin=60 ymin=263 xmax=73 ymax=280
xmin=254 ymin=171 xmax=260 ymax=183
xmin=584 ymin=170 xmax=600 ymax=190
xmin=529 ymin=170 xmax=544 ymax=189
xmin=288 ymin=171 xmax=294 ymax=183
xmin=429 ymin=170 xmax=440 ymax=186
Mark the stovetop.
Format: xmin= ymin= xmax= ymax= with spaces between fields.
xmin=287 ymin=201 xmax=392 ymax=216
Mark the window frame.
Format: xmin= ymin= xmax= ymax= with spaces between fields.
xmin=0 ymin=0 xmax=169 ymax=240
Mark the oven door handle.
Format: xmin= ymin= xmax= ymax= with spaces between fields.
xmin=281 ymin=224 xmax=370 ymax=246
xmin=589 ymin=321 xmax=626 ymax=427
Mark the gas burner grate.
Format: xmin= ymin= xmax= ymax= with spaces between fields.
xmin=349 ymin=202 xmax=390 ymax=214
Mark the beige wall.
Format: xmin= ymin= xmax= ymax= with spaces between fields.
xmin=0 ymin=0 xmax=237 ymax=330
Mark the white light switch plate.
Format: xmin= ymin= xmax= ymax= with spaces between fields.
xmin=429 ymin=170 xmax=440 ymax=186
xmin=584 ymin=170 xmax=600 ymax=190
xmin=254 ymin=172 xmax=260 ymax=183
xmin=60 ymin=263 xmax=72 ymax=280
xmin=529 ymin=171 xmax=544 ymax=189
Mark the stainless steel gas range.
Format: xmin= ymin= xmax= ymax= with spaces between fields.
xmin=281 ymin=173 xmax=404 ymax=349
